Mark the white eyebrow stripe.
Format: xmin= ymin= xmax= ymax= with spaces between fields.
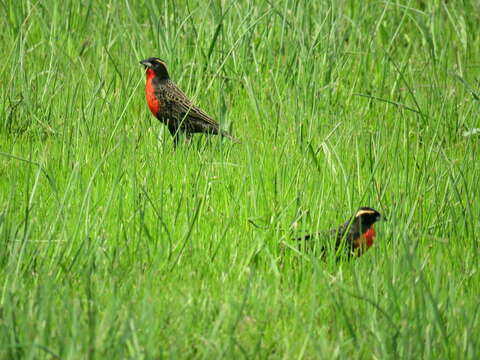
xmin=356 ymin=209 xmax=376 ymax=217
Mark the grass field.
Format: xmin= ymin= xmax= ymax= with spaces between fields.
xmin=1 ymin=0 xmax=479 ymax=358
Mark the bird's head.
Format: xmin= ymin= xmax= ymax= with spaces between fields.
xmin=353 ymin=207 xmax=383 ymax=231
xmin=140 ymin=57 xmax=169 ymax=80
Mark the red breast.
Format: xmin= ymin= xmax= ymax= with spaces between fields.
xmin=145 ymin=69 xmax=161 ymax=116
xmin=363 ymin=227 xmax=375 ymax=247
xmin=354 ymin=226 xmax=376 ymax=256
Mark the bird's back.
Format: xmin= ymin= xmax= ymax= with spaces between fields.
xmin=156 ymin=80 xmax=219 ymax=128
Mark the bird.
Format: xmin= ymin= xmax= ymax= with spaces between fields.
xmin=139 ymin=57 xmax=237 ymax=147
xmin=295 ymin=207 xmax=384 ymax=260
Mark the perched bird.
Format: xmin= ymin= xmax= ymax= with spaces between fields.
xmin=140 ymin=57 xmax=236 ymax=146
xmin=296 ymin=207 xmax=384 ymax=259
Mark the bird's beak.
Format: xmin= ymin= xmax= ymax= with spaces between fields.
xmin=140 ymin=59 xmax=152 ymax=68
xmin=378 ymin=214 xmax=386 ymax=221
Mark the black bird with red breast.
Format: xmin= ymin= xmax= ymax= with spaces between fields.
xmin=296 ymin=207 xmax=384 ymax=259
xmin=140 ymin=57 xmax=237 ymax=147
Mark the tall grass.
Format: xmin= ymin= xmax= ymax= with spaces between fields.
xmin=1 ymin=0 xmax=479 ymax=358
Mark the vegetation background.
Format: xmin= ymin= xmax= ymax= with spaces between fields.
xmin=1 ymin=0 xmax=479 ymax=358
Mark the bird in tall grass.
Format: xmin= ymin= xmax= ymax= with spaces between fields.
xmin=295 ymin=207 xmax=384 ymax=259
xmin=140 ymin=57 xmax=237 ymax=147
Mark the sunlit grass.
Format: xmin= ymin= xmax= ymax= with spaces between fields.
xmin=1 ymin=0 xmax=479 ymax=358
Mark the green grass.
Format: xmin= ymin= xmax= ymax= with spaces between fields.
xmin=1 ymin=0 xmax=479 ymax=358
